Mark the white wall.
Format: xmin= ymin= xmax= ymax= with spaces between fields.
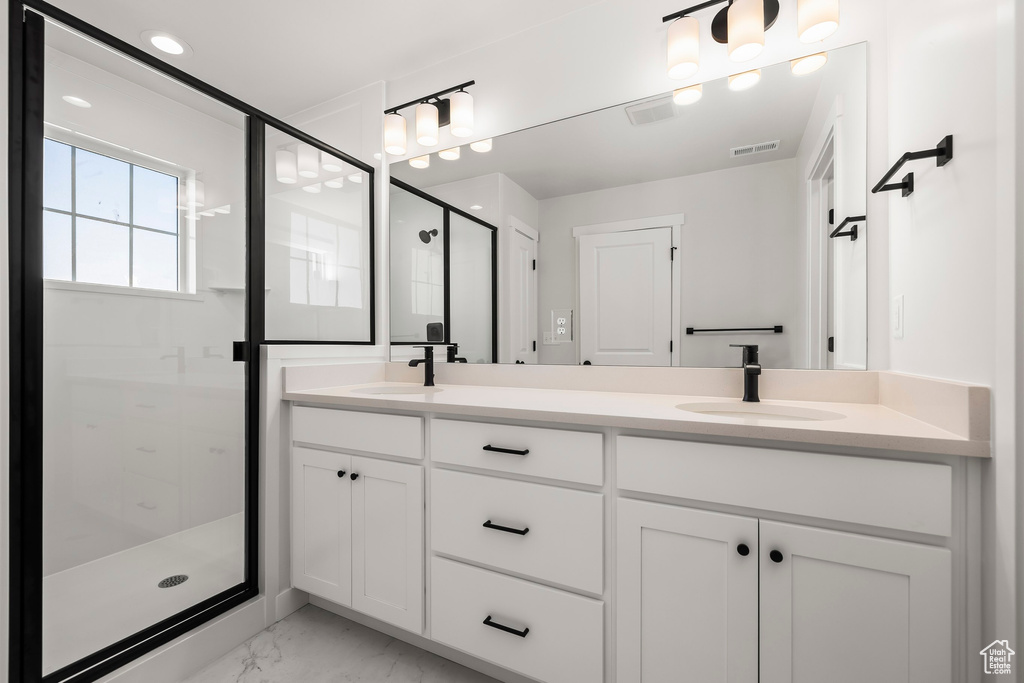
xmin=885 ymin=0 xmax=1017 ymax=656
xmin=537 ymin=159 xmax=803 ymax=368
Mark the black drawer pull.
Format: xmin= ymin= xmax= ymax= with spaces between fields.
xmin=483 ymin=520 xmax=530 ymax=536
xmin=482 ymin=445 xmax=530 ymax=456
xmin=483 ymin=615 xmax=529 ymax=638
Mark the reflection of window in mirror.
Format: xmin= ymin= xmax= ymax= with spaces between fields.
xmin=43 ymin=137 xmax=184 ymax=292
xmin=288 ymin=211 xmax=363 ymax=308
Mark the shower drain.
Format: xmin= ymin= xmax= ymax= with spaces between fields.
xmin=157 ymin=574 xmax=189 ymax=588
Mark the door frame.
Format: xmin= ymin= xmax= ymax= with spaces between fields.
xmin=572 ymin=214 xmax=684 ymax=366
xmin=504 ymin=216 xmax=538 ymax=363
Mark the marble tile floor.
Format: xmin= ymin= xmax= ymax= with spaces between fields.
xmin=182 ymin=604 xmax=501 ymax=683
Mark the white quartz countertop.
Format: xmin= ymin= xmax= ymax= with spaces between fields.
xmin=284 ymin=381 xmax=989 ymax=458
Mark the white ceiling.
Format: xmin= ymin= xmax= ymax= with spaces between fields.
xmin=391 ymin=57 xmax=827 ymax=200
xmin=45 ymin=0 xmax=607 ymax=117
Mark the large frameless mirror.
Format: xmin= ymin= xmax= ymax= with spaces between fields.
xmin=390 ymin=43 xmax=867 ymax=369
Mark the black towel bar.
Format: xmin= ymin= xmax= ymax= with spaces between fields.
xmin=872 ymin=135 xmax=953 ymax=197
xmin=829 ymin=215 xmax=866 ymax=241
xmin=686 ymin=326 xmax=783 ymax=335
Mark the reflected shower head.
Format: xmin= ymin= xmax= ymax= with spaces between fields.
xmin=419 ymin=228 xmax=439 ymax=244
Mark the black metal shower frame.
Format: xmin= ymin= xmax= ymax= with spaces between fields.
xmin=8 ymin=1 xmax=377 ymax=681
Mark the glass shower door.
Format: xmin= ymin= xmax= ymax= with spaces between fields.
xmin=40 ymin=18 xmax=249 ymax=679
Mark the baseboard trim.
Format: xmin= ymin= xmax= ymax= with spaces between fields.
xmin=275 ymin=587 xmax=309 ymax=622
xmin=309 ymin=596 xmax=535 ymax=683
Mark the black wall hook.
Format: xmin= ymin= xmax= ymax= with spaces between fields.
xmin=872 ymin=135 xmax=953 ymax=197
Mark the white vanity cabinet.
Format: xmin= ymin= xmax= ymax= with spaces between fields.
xmin=291 ymin=408 xmax=424 ymax=633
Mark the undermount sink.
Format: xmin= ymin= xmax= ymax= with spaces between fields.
xmin=677 ymin=401 xmax=844 ymax=422
xmin=351 ymin=385 xmax=444 ymax=396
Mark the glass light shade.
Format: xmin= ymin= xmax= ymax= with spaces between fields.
xmin=470 ymin=139 xmax=493 ymax=153
xmin=321 ymin=152 xmax=344 ymax=172
xmin=728 ymin=69 xmax=761 ymax=91
xmin=302 ymin=182 xmax=322 ymax=194
xmin=409 ymin=155 xmax=430 ymax=169
xmin=275 ymin=149 xmax=297 ymax=184
xmin=449 ymin=91 xmax=474 ymax=138
xmin=193 ymin=179 xmax=205 ymax=207
xmin=416 ymin=102 xmax=439 ymax=146
xmin=667 ymin=17 xmax=700 ymax=80
xmin=297 ymin=144 xmax=319 ymax=178
xmin=324 ymin=178 xmax=344 ymax=189
xmin=728 ymin=0 xmax=764 ymax=62
xmin=673 ymin=83 xmax=703 ymax=105
xmin=791 ymin=52 xmax=828 ymax=75
xmin=439 ymin=146 xmax=461 ymax=161
xmin=798 ymin=0 xmax=839 ymax=43
xmin=384 ymin=113 xmax=408 ymax=155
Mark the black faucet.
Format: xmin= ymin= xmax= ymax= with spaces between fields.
xmin=730 ymin=344 xmax=761 ymax=403
xmin=446 ymin=343 xmax=468 ymax=364
xmin=409 ymin=345 xmax=435 ymax=387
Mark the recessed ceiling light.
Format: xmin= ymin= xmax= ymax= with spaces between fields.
xmin=141 ymin=30 xmax=193 ymax=57
xmin=62 ymin=96 xmax=91 ymax=108
xmin=469 ymin=205 xmax=483 ymax=211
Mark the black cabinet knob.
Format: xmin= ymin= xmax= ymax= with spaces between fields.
xmin=350 ymin=473 xmax=359 ymax=481
xmin=737 ymin=543 xmax=750 ymax=557
xmin=770 ymin=549 xmax=784 ymax=563
xmin=337 ymin=470 xmax=346 ymax=478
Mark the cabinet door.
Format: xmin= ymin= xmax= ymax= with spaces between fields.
xmin=617 ymin=499 xmax=758 ymax=683
xmin=291 ymin=447 xmax=352 ymax=606
xmin=350 ymin=456 xmax=424 ymax=633
xmin=760 ymin=521 xmax=952 ymax=683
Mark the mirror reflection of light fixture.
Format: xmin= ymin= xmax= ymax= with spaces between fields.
xmin=439 ymin=147 xmax=461 ymax=161
xmin=728 ymin=68 xmax=761 ymax=91
xmin=321 ymin=152 xmax=344 ymax=172
xmin=667 ymin=17 xmax=700 ymax=79
xmin=470 ymin=139 xmax=493 ymax=153
xmin=673 ymin=83 xmax=703 ymax=105
xmin=728 ymin=0 xmax=764 ymax=62
xmin=297 ymin=144 xmax=319 ymax=178
xmin=384 ymin=113 xmax=408 ymax=155
xmin=324 ymin=178 xmax=344 ymax=189
xmin=347 ymin=172 xmax=363 ymax=184
xmin=275 ymin=149 xmax=297 ymax=184
xmin=416 ymin=102 xmax=439 ymax=147
xmin=409 ymin=155 xmax=430 ymax=169
xmin=419 ymin=228 xmax=439 ymax=244
xmin=302 ymin=182 xmax=322 ymax=194
xmin=214 ymin=205 xmax=230 ymax=214
xmin=798 ymin=0 xmax=839 ymax=43
xmin=449 ymin=91 xmax=474 ymax=138
xmin=791 ymin=51 xmax=828 ymax=75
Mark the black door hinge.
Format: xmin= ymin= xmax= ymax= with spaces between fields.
xmin=828 ymin=336 xmax=835 ymax=353
xmin=829 ymin=209 xmax=835 ymax=226
xmin=233 ymin=341 xmax=250 ymax=362
xmin=533 ymin=340 xmax=537 ymax=352
xmin=532 ymin=259 xmax=536 ymax=270
xmin=670 ymin=340 xmax=674 ymax=353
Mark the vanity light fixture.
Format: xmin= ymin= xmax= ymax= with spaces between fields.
xmin=62 ymin=95 xmax=91 ymax=108
xmin=275 ymin=149 xmax=297 ymax=184
xmin=297 ymin=144 xmax=319 ymax=178
xmin=673 ymin=83 xmax=703 ymax=105
xmin=728 ymin=68 xmax=761 ymax=91
xmin=664 ymin=0 xmax=793 ymax=74
xmin=791 ymin=51 xmax=828 ymax=75
xmin=321 ymin=152 xmax=344 ymax=173
xmin=439 ymin=147 xmax=461 ymax=161
xmin=302 ymin=182 xmax=322 ymax=194
xmin=324 ymin=178 xmax=344 ymax=189
xmin=470 ymin=138 xmax=493 ymax=153
xmin=409 ymin=155 xmax=430 ymax=169
xmin=384 ymin=81 xmax=476 ymax=150
xmin=798 ymin=0 xmax=840 ymax=43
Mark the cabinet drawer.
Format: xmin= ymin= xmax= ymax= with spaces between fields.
xmin=122 ymin=419 xmax=180 ymax=483
xmin=431 ymin=557 xmax=604 ymax=683
xmin=292 ymin=406 xmax=422 ymax=460
xmin=122 ymin=472 xmax=180 ymax=539
xmin=431 ymin=419 xmax=602 ymax=485
xmin=617 ymin=436 xmax=953 ymax=536
xmin=432 ymin=470 xmax=603 ymax=593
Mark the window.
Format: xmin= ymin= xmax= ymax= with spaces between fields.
xmin=43 ymin=138 xmax=181 ymax=291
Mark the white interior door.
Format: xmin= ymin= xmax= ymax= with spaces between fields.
xmin=759 ymin=521 xmax=952 ymax=683
xmin=508 ymin=227 xmax=538 ymax=363
xmin=578 ymin=228 xmax=673 ymax=366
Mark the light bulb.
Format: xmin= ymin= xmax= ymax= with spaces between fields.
xmin=416 ymin=102 xmax=439 ymax=147
xmin=409 ymin=155 xmax=430 ymax=169
xmin=728 ymin=69 xmax=761 ymax=91
xmin=728 ymin=0 xmax=764 ymax=62
xmin=384 ymin=113 xmax=408 ymax=156
xmin=275 ymin=149 xmax=297 ymax=184
xmin=297 ymin=144 xmax=319 ymax=178
xmin=470 ymin=139 xmax=493 ymax=153
xmin=439 ymin=147 xmax=461 ymax=161
xmin=798 ymin=0 xmax=839 ymax=43
xmin=321 ymin=152 xmax=343 ymax=173
xmin=673 ymin=84 xmax=703 ymax=105
xmin=449 ymin=91 xmax=474 ymax=138
xmin=667 ymin=17 xmax=700 ymax=80
xmin=791 ymin=52 xmax=828 ymax=75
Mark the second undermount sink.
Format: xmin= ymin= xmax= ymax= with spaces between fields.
xmin=352 ymin=385 xmax=444 ymax=396
xmin=677 ymin=401 xmax=845 ymax=422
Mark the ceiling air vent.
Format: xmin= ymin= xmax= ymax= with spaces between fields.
xmin=625 ymin=96 xmax=677 ymax=126
xmin=730 ymin=140 xmax=781 ymax=158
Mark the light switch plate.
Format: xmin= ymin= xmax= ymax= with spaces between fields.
xmin=892 ymin=295 xmax=905 ymax=339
